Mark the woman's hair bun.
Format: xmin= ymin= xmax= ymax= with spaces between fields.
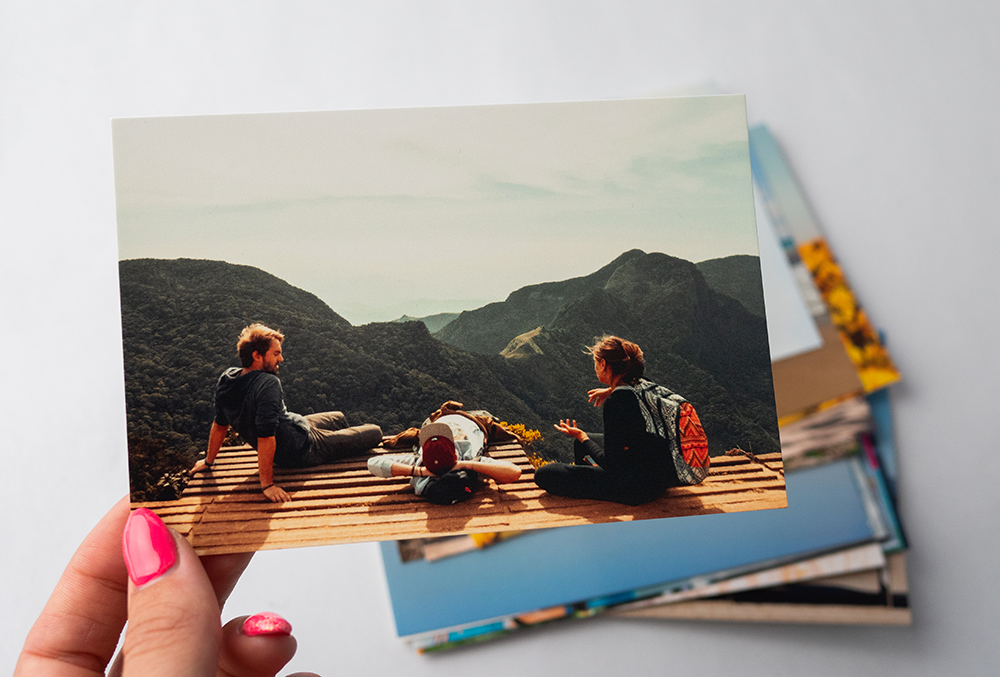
xmin=588 ymin=335 xmax=645 ymax=384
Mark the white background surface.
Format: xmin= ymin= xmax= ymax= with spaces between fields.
xmin=2 ymin=3 xmax=997 ymax=675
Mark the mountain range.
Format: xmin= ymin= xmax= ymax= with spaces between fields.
xmin=120 ymin=252 xmax=778 ymax=499
xmin=437 ymin=250 xmax=777 ymax=456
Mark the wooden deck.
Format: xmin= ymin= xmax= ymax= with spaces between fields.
xmin=135 ymin=443 xmax=787 ymax=556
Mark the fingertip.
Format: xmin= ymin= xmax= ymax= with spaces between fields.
xmin=122 ymin=508 xmax=178 ymax=587
xmin=242 ymin=612 xmax=292 ymax=637
xmin=220 ymin=614 xmax=297 ymax=677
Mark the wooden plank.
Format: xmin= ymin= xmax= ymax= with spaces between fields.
xmin=187 ymin=475 xmax=541 ymax=495
xmin=195 ymin=509 xmax=471 ymax=535
xmin=184 ymin=476 xmax=410 ymax=494
xmin=134 ymin=496 xmax=215 ymax=510
xmin=182 ymin=481 xmax=419 ymax=498
xmin=208 ymin=490 xmax=420 ymax=509
xmin=189 ymin=486 xmax=787 ymax=537
xmin=183 ymin=475 xmax=785 ymax=507
xmin=139 ymin=502 xmax=211 ymax=517
xmin=190 ymin=513 xmax=581 ymax=549
xmin=193 ymin=492 xmax=788 ymax=552
xmin=184 ymin=480 xmax=786 ymax=513
xmin=187 ymin=495 xmax=790 ymax=556
xmin=161 ymin=438 xmax=788 ymax=554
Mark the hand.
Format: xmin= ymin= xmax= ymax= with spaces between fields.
xmin=189 ymin=459 xmax=213 ymax=476
xmin=15 ymin=497 xmax=314 ymax=676
xmin=553 ymin=419 xmax=589 ymax=442
xmin=587 ymin=386 xmax=615 ymax=407
xmin=263 ymin=484 xmax=292 ymax=503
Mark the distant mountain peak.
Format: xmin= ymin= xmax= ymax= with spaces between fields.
xmin=436 ymin=250 xmax=656 ymax=355
xmin=390 ymin=312 xmax=460 ymax=333
xmin=500 ymin=326 xmax=545 ymax=359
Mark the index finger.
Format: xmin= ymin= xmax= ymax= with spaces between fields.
xmin=15 ymin=496 xmax=131 ymax=676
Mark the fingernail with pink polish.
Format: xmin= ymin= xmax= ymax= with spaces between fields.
xmin=243 ymin=612 xmax=293 ymax=636
xmin=122 ymin=508 xmax=177 ymax=587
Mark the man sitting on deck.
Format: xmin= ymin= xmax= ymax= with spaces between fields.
xmin=189 ymin=323 xmax=383 ymax=503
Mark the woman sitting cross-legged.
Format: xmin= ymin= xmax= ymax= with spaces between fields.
xmin=533 ymin=335 xmax=709 ymax=506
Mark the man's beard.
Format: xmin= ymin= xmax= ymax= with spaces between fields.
xmin=264 ymin=363 xmax=280 ymax=375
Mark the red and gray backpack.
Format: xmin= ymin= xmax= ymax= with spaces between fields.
xmin=618 ymin=379 xmax=710 ymax=485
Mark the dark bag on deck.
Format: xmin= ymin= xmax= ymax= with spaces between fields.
xmin=420 ymin=468 xmax=482 ymax=505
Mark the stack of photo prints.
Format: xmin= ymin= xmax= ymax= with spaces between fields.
xmin=113 ymin=95 xmax=907 ymax=654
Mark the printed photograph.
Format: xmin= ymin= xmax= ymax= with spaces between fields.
xmin=113 ymin=95 xmax=786 ymax=555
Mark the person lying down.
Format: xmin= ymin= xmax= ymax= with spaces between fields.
xmin=367 ymin=414 xmax=521 ymax=505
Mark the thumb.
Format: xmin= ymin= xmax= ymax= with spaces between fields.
xmin=119 ymin=508 xmax=221 ymax=677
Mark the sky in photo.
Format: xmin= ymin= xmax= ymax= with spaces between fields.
xmin=114 ymin=95 xmax=759 ymax=325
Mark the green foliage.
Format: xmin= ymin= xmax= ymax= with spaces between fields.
xmin=127 ymin=435 xmax=194 ymax=502
xmin=696 ymin=254 xmax=767 ymax=317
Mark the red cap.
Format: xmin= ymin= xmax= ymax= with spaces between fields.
xmin=422 ymin=435 xmax=457 ymax=475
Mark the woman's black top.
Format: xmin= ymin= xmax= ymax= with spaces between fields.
xmin=533 ymin=384 xmax=684 ymax=505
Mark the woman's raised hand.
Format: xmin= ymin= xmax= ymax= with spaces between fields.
xmin=587 ymin=386 xmax=615 ymax=407
xmin=554 ymin=419 xmax=588 ymax=442
xmin=15 ymin=498 xmax=316 ymax=677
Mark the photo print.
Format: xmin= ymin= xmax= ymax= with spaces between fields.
xmin=113 ymin=95 xmax=785 ymax=555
